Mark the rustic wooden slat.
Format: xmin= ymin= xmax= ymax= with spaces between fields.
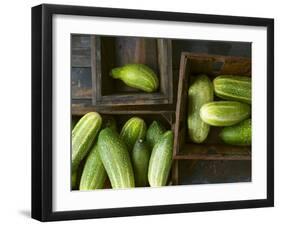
xmin=71 ymin=35 xmax=91 ymax=67
xmin=71 ymin=67 xmax=92 ymax=99
xmin=99 ymin=93 xmax=170 ymax=106
xmin=71 ymin=48 xmax=91 ymax=67
xmin=178 ymin=160 xmax=251 ymax=185
xmin=173 ymin=54 xmax=189 ymax=157
xmin=157 ymin=39 xmax=173 ymax=103
xmin=174 ymin=143 xmax=251 ymax=160
xmin=71 ymin=102 xmax=175 ymax=116
xmin=187 ymin=53 xmax=251 ymax=76
xmin=172 ymin=160 xmax=179 ymax=185
xmin=172 ymin=40 xmax=251 ymax=70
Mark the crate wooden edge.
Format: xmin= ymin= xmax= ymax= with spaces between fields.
xmin=173 ymin=52 xmax=252 ymax=161
xmin=91 ymin=36 xmax=173 ymax=106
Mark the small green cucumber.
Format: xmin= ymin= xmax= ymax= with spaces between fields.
xmin=146 ymin=120 xmax=166 ymax=149
xmin=131 ymin=139 xmax=151 ymax=187
xmin=98 ymin=128 xmax=135 ymax=189
xmin=213 ymin=75 xmax=251 ymax=104
xmin=72 ymin=112 xmax=102 ymax=173
xmin=120 ymin=117 xmax=147 ymax=151
xmin=111 ymin=64 xmax=159 ymax=92
xmin=220 ymin=118 xmax=251 ymax=145
xmin=188 ymin=75 xmax=214 ymax=143
xmin=148 ymin=131 xmax=174 ymax=187
xmin=79 ymin=144 xmax=107 ymax=190
xmin=200 ymin=101 xmax=251 ymax=126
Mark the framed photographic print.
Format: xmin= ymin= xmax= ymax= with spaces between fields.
xmin=31 ymin=4 xmax=274 ymax=221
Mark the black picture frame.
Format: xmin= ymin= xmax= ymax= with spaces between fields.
xmin=32 ymin=4 xmax=274 ymax=222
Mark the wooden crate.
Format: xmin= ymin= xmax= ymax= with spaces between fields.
xmin=91 ymin=36 xmax=173 ymax=106
xmin=172 ymin=52 xmax=251 ymax=185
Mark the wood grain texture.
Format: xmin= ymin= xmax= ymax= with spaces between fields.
xmin=71 ymin=68 xmax=92 ymax=99
xmin=71 ymin=35 xmax=91 ymax=67
xmin=175 ymin=143 xmax=251 ymax=160
xmin=178 ymin=160 xmax=251 ymax=185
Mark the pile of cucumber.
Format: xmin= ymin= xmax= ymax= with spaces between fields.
xmin=72 ymin=114 xmax=173 ymax=190
xmin=188 ymin=75 xmax=252 ymax=145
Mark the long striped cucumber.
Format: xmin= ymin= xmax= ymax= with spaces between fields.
xmin=148 ymin=131 xmax=174 ymax=187
xmin=97 ymin=128 xmax=135 ymax=189
xmin=79 ymin=144 xmax=107 ymax=190
xmin=146 ymin=120 xmax=166 ymax=149
xmin=111 ymin=64 xmax=159 ymax=92
xmin=120 ymin=117 xmax=147 ymax=151
xmin=131 ymin=139 xmax=150 ymax=187
xmin=213 ymin=75 xmax=251 ymax=104
xmin=200 ymin=101 xmax=251 ymax=126
xmin=220 ymin=119 xmax=251 ymax=145
xmin=72 ymin=112 xmax=102 ymax=173
xmin=188 ymin=75 xmax=213 ymax=143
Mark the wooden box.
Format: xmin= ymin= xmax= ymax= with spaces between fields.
xmin=172 ymin=52 xmax=251 ymax=185
xmin=91 ymin=36 xmax=173 ymax=106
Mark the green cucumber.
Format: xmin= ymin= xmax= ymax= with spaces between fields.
xmin=98 ymin=128 xmax=135 ymax=189
xmin=146 ymin=120 xmax=166 ymax=149
xmin=188 ymin=75 xmax=213 ymax=143
xmin=220 ymin=119 xmax=251 ymax=145
xmin=213 ymin=75 xmax=251 ymax=104
xmin=72 ymin=112 xmax=102 ymax=173
xmin=131 ymin=139 xmax=150 ymax=187
xmin=148 ymin=131 xmax=174 ymax=187
xmin=79 ymin=144 xmax=107 ymax=190
xmin=120 ymin=117 xmax=147 ymax=151
xmin=200 ymin=101 xmax=251 ymax=126
xmin=111 ymin=64 xmax=159 ymax=92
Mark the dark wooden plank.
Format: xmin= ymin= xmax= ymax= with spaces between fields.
xmin=71 ymin=104 xmax=175 ymax=116
xmin=71 ymin=35 xmax=91 ymax=67
xmin=99 ymin=93 xmax=170 ymax=106
xmin=172 ymin=39 xmax=251 ymax=70
xmin=158 ymin=39 xmax=173 ymax=103
xmin=187 ymin=52 xmax=251 ymax=76
xmin=71 ymin=67 xmax=92 ymax=99
xmin=173 ymin=54 xmax=189 ymax=157
xmin=178 ymin=160 xmax=251 ymax=185
xmin=71 ymin=34 xmax=91 ymax=48
xmin=174 ymin=143 xmax=251 ymax=160
xmin=91 ymin=35 xmax=100 ymax=104
xmin=172 ymin=160 xmax=179 ymax=185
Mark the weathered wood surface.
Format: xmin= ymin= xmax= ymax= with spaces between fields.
xmin=71 ymin=100 xmax=175 ymax=116
xmin=71 ymin=35 xmax=91 ymax=67
xmin=178 ymin=160 xmax=251 ymax=185
xmin=172 ymin=40 xmax=251 ymax=70
xmin=173 ymin=54 xmax=189 ymax=157
xmin=175 ymin=144 xmax=251 ymax=160
xmin=182 ymin=52 xmax=251 ymax=76
xmin=71 ymin=68 xmax=92 ymax=99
